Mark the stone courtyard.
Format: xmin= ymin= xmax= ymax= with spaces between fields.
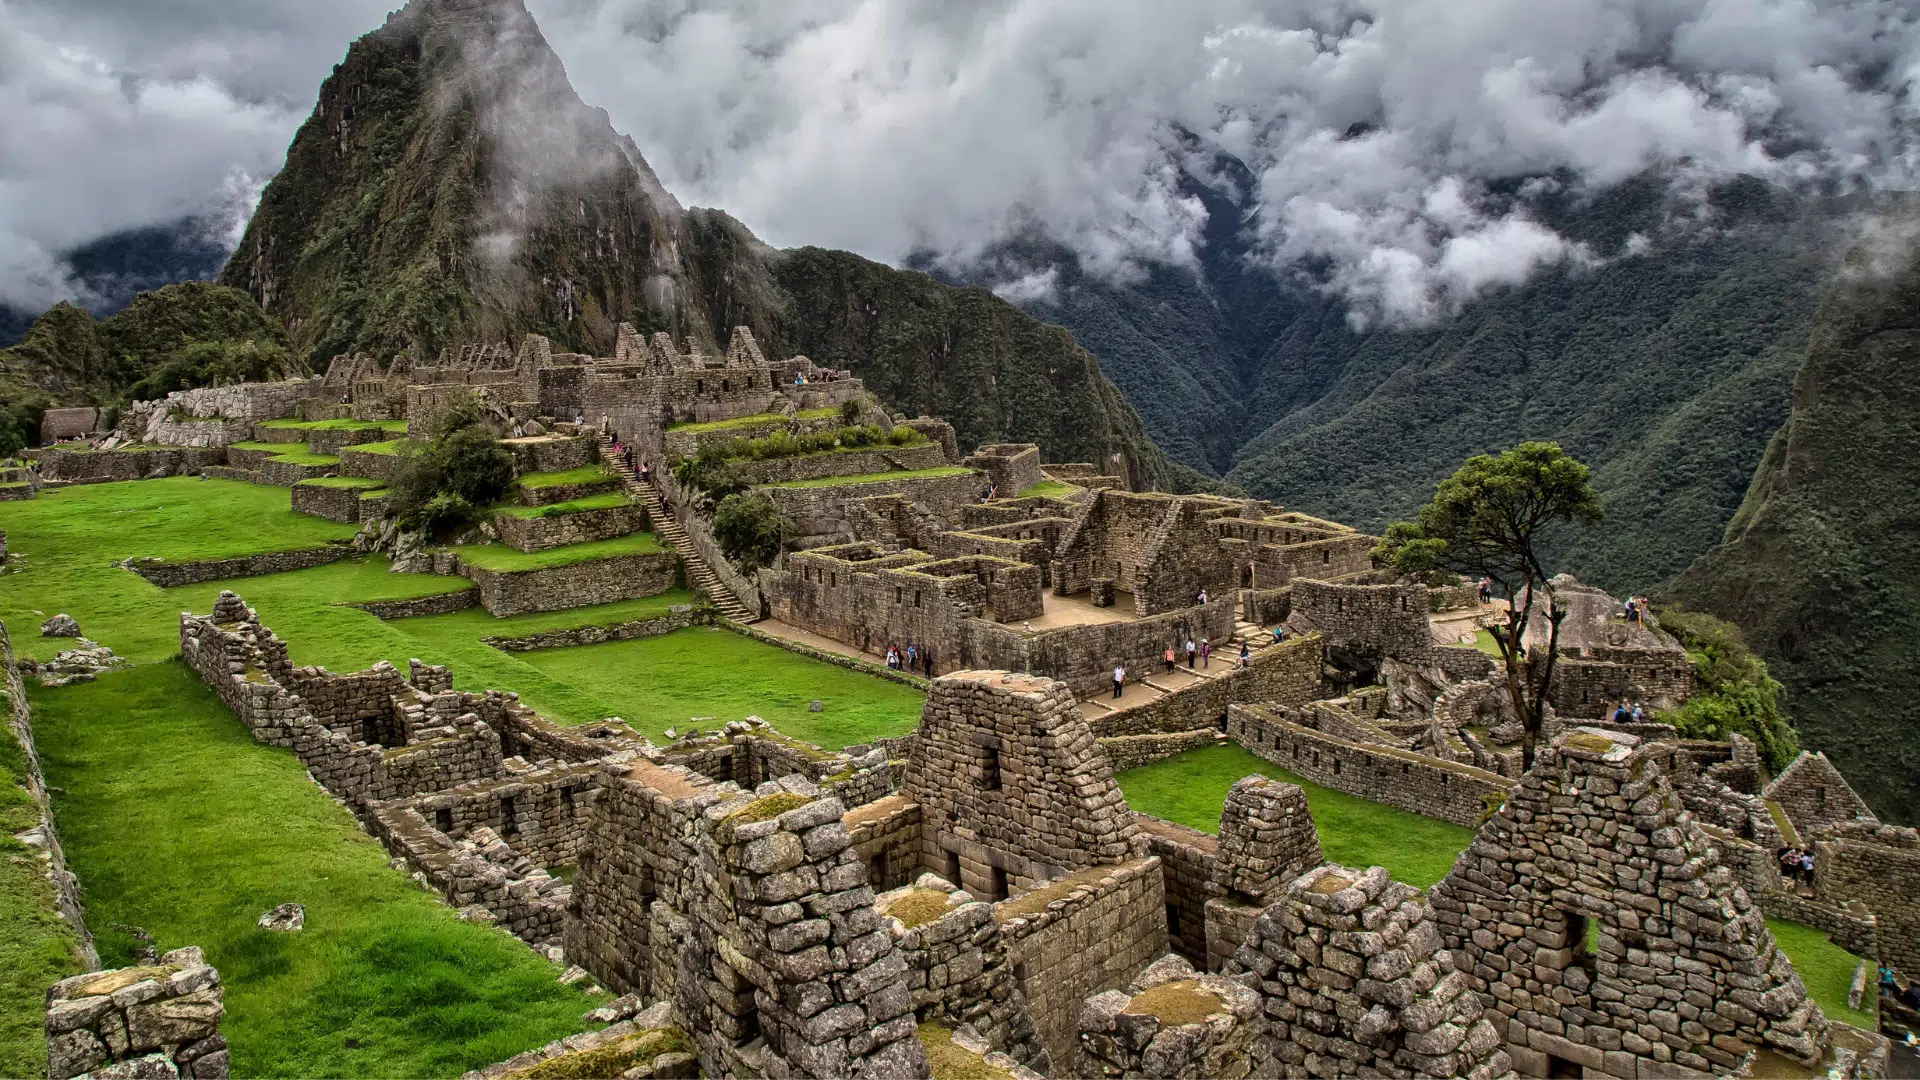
xmin=1 ymin=324 xmax=1909 ymax=1079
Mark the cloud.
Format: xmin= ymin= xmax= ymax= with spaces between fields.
xmin=2 ymin=0 xmax=1917 ymax=326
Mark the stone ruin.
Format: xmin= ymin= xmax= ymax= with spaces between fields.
xmin=46 ymin=946 xmax=228 ymax=1080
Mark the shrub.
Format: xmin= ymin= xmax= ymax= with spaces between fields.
xmin=839 ymin=399 xmax=862 ymax=425
xmin=712 ymin=493 xmax=789 ymax=571
xmin=385 ymin=414 xmax=514 ymax=533
xmin=1656 ymin=607 xmax=1801 ymax=771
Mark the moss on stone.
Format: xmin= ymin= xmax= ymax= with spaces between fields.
xmin=1123 ymin=980 xmax=1222 ymax=1026
xmin=726 ymin=792 xmax=810 ymax=825
xmin=506 ymin=1027 xmax=691 ymax=1080
xmin=882 ymin=888 xmax=955 ymax=930
xmin=917 ymin=1023 xmax=1014 ymax=1080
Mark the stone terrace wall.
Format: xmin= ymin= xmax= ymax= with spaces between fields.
xmin=336 ymin=445 xmax=397 ymax=481
xmin=39 ymin=446 xmax=227 ymax=483
xmin=505 ymin=435 xmax=595 ymax=474
xmin=291 ymin=481 xmax=374 ymax=523
xmin=492 ymin=504 xmax=645 ymax=553
xmin=735 ymin=443 xmax=949 ymax=487
xmin=129 ymin=545 xmax=348 ymax=587
xmin=0 ymin=623 xmax=96 ymax=968
xmin=1816 ymin=821 xmax=1920 ymax=977
xmin=480 ymin=609 xmax=702 ymax=652
xmin=1227 ymin=704 xmax=1514 ymax=828
xmin=764 ymin=469 xmax=982 ymax=541
xmin=1098 ymin=728 xmax=1217 ymax=772
xmin=1088 ymin=633 xmax=1324 ymax=738
xmin=45 ymin=947 xmax=228 ymax=1080
xmin=458 ymin=550 xmax=674 ymax=616
xmin=997 ymin=856 xmax=1166 ymax=1069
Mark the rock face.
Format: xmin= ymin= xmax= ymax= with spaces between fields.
xmin=219 ymin=0 xmax=1179 ymax=489
xmin=45 ymin=947 xmax=228 ymax=1080
xmin=40 ymin=613 xmax=79 ymax=637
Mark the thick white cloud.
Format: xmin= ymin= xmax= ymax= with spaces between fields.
xmin=1 ymin=0 xmax=1917 ymax=324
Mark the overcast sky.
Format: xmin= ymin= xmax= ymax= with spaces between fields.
xmin=2 ymin=0 xmax=1917 ymax=324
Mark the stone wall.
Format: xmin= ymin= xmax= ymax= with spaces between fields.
xmin=1286 ymin=579 xmax=1433 ymax=661
xmin=492 ymin=503 xmax=645 ymax=553
xmin=1815 ymin=821 xmax=1920 ymax=978
xmin=1765 ymin=752 xmax=1879 ymax=838
xmin=259 ymin=456 xmax=338 ymax=486
xmin=335 ymin=445 xmax=397 ymax=481
xmin=345 ymin=589 xmax=479 ymax=619
xmin=291 ymin=481 xmax=376 ymax=523
xmin=901 ymin=673 xmax=1139 ymax=897
xmin=762 ymin=469 xmax=983 ymax=542
xmin=1227 ymin=704 xmax=1514 ymax=829
xmin=1098 ymin=728 xmax=1218 ymax=772
xmin=1431 ymin=728 xmax=1833 ymax=1076
xmin=458 ymin=550 xmax=675 ymax=616
xmin=878 ymin=875 xmax=1046 ymax=1069
xmin=1133 ymin=816 xmax=1218 ymax=968
xmin=369 ymin=802 xmax=574 ymax=946
xmin=481 ymin=609 xmax=702 ymax=652
xmin=846 ymin=795 xmax=924 ymax=893
xmin=46 ymin=947 xmax=228 ymax=1080
xmin=0 ymin=622 xmax=95 ymax=968
xmin=1074 ymin=954 xmax=1261 ymax=1079
xmin=129 ymin=544 xmax=349 ymax=587
xmin=997 ymin=856 xmax=1167 ymax=1069
xmin=1088 ymin=633 xmax=1324 ymax=738
xmin=39 ymin=446 xmax=227 ymax=483
xmin=505 ymin=435 xmax=595 ymax=474
xmin=734 ymin=443 xmax=949 ymax=487
xmin=963 ymin=444 xmax=1043 ymax=496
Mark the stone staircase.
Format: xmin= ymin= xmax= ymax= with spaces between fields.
xmin=598 ymin=439 xmax=757 ymax=622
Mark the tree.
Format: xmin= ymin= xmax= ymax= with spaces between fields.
xmin=386 ymin=391 xmax=515 ymax=532
xmin=712 ymin=493 xmax=790 ymax=571
xmin=1373 ymin=442 xmax=1602 ymax=768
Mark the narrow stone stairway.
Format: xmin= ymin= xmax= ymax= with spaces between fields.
xmin=597 ymin=437 xmax=757 ymax=622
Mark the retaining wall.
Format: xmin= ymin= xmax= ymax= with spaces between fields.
xmin=129 ymin=545 xmax=350 ymax=587
xmin=458 ymin=551 xmax=675 ymax=616
xmin=493 ymin=504 xmax=645 ymax=553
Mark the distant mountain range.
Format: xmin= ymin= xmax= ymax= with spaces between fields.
xmin=0 ymin=219 xmax=230 ymax=348
xmin=0 ymin=0 xmax=1908 ymax=819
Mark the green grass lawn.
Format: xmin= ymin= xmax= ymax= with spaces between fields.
xmin=297 ymin=477 xmax=386 ymax=490
xmin=513 ymin=627 xmax=923 ymax=747
xmin=517 ymin=466 xmax=614 ymax=489
xmin=665 ymin=412 xmax=788 ymax=434
xmin=230 ymin=441 xmax=310 ymax=455
xmin=0 ymin=479 xmax=361 ymax=663
xmin=260 ymin=419 xmax=408 ymax=433
xmin=31 ymin=663 xmax=601 ymax=1078
xmin=769 ymin=466 xmax=975 ymax=490
xmin=1116 ymin=743 xmax=1475 ymax=888
xmin=267 ymin=451 xmax=339 ymax=467
xmin=343 ymin=439 xmax=407 ymax=456
xmin=1017 ymin=480 xmax=1077 ymax=499
xmin=493 ymin=492 xmax=633 ymax=519
xmin=451 ymin=533 xmax=662 ymax=571
xmin=1471 ymin=629 xmax=1503 ymax=657
xmin=1767 ymin=918 xmax=1877 ymax=1029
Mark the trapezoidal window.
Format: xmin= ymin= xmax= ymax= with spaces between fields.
xmin=499 ymin=795 xmax=518 ymax=836
xmin=973 ymin=738 xmax=1003 ymax=792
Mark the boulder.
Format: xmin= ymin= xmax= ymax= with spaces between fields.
xmin=256 ymin=904 xmax=304 ymax=932
xmin=41 ymin=613 xmax=80 ymax=637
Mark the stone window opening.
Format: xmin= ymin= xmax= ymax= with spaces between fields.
xmin=1816 ymin=786 xmax=1828 ymax=809
xmin=915 ymin=591 xmax=923 ymax=608
xmin=560 ymin=785 xmax=576 ymax=817
xmin=1322 ymin=548 xmax=1331 ymax=564
xmin=435 ymin=806 xmax=454 ymax=834
xmin=942 ymin=847 xmax=963 ymax=886
xmin=1562 ymin=909 xmax=1599 ymax=981
xmin=986 ymin=863 xmax=1009 ymax=902
xmin=974 ymin=739 xmax=1004 ymax=791
xmin=499 ymin=794 xmax=519 ymax=837
xmin=1166 ymin=904 xmax=1182 ymax=941
xmin=895 ymin=586 xmax=903 ymax=605
xmin=869 ymin=852 xmax=887 ymax=888
xmin=722 ymin=379 xmax=730 ymax=392
xmin=696 ymin=379 xmax=704 ymax=393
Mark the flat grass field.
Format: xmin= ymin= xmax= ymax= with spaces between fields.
xmin=1116 ymin=743 xmax=1476 ymax=888
xmin=32 ymin=664 xmax=603 ymax=1077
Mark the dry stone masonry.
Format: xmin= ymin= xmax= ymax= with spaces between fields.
xmin=46 ymin=948 xmax=228 ymax=1080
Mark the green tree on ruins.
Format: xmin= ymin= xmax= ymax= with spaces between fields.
xmin=1373 ymin=442 xmax=1603 ymax=768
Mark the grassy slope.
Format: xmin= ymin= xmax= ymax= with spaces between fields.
xmin=517 ymin=466 xmax=613 ymax=489
xmin=493 ymin=492 xmax=631 ymax=519
xmin=1115 ymin=743 xmax=1475 ymax=888
xmin=1766 ymin=918 xmax=1876 ymax=1030
xmin=0 ymin=479 xmax=921 ymax=744
xmin=769 ymin=466 xmax=974 ymax=490
xmin=31 ymin=663 xmax=604 ymax=1078
xmin=1671 ymin=219 xmax=1920 ymax=822
xmin=450 ymin=532 xmax=661 ymax=571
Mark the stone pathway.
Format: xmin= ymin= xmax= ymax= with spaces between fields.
xmin=598 ymin=437 xmax=756 ymax=622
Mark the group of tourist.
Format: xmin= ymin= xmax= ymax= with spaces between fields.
xmin=1623 ymin=595 xmax=1653 ymax=623
xmin=1610 ymin=701 xmax=1650 ymax=724
xmin=1161 ymin=637 xmax=1215 ymax=671
xmin=1880 ymin=966 xmax=1920 ymax=1014
xmin=885 ymin=641 xmax=934 ymax=677
xmin=1775 ymin=846 xmax=1818 ymax=893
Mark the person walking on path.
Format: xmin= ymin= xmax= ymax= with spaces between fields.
xmin=1185 ymin=638 xmax=1196 ymax=668
xmin=907 ymin=643 xmax=918 ymax=672
xmin=1200 ymin=639 xmax=1211 ymax=668
xmin=922 ymin=647 xmax=934 ymax=678
xmin=1163 ymin=645 xmax=1177 ymax=673
xmin=1113 ymin=664 xmax=1126 ymax=699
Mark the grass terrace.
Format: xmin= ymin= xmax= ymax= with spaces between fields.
xmin=343 ymin=439 xmax=408 ymax=456
xmin=229 ymin=441 xmax=309 ymax=455
xmin=1766 ymin=918 xmax=1876 ymax=1030
xmin=517 ymin=465 xmax=615 ymax=489
xmin=32 ymin=664 xmax=603 ymax=1077
xmin=665 ymin=412 xmax=787 ymax=434
xmin=1116 ymin=743 xmax=1475 ymax=888
xmin=450 ymin=532 xmax=662 ymax=571
xmin=1017 ymin=480 xmax=1077 ymax=499
xmin=493 ymin=492 xmax=633 ymax=519
xmin=769 ymin=466 xmax=974 ymax=490
xmin=265 ymin=450 xmax=339 ymax=467
xmin=259 ymin=419 xmax=409 ymax=433
xmin=296 ymin=477 xmax=386 ymax=491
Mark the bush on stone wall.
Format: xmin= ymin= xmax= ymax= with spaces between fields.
xmin=388 ymin=397 xmax=514 ymax=532
xmin=712 ymin=493 xmax=790 ymax=571
xmin=1657 ymin=606 xmax=1800 ymax=772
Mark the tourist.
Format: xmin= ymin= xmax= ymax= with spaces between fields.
xmin=1800 ymin=849 xmax=1815 ymax=890
xmin=1196 ymin=587 xmax=1208 ymax=606
xmin=512 ymin=421 xmax=524 ymax=438
xmin=1624 ymin=597 xmax=1638 ymax=623
xmin=1274 ymin=626 xmax=1288 ymax=644
xmin=885 ymin=645 xmax=898 ymax=670
xmin=1185 ymin=638 xmax=1196 ymax=668
xmin=624 ymin=447 xmax=636 ymax=475
xmin=922 ymin=647 xmax=933 ymax=678
xmin=1200 ymin=639 xmax=1211 ymax=667
xmin=1113 ymin=664 xmax=1125 ymax=699
xmin=1631 ymin=702 xmax=1646 ymax=722
xmin=1612 ymin=701 xmax=1632 ymax=724
xmin=907 ymin=643 xmax=918 ymax=671
xmin=1163 ymin=645 xmax=1177 ymax=673
xmin=639 ymin=460 xmax=651 ymax=484
xmin=1238 ymin=642 xmax=1251 ymax=668
xmin=1479 ymin=576 xmax=1494 ymax=604
xmin=1778 ymin=847 xmax=1800 ymax=884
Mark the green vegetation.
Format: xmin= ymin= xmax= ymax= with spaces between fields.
xmin=1116 ymin=743 xmax=1474 ymax=888
xmin=770 ymin=466 xmax=974 ymax=490
xmin=297 ymin=477 xmax=387 ymax=491
xmin=493 ymin=492 xmax=632 ymax=519
xmin=263 ymin=450 xmax=338 ymax=466
xmin=344 ymin=439 xmax=407 ymax=456
xmin=387 ymin=397 xmax=516 ymax=531
xmin=712 ymin=493 xmax=789 ymax=571
xmin=518 ymin=466 xmax=615 ymax=489
xmin=1017 ymin=480 xmax=1076 ymax=499
xmin=1766 ymin=919 xmax=1876 ymax=1029
xmin=231 ymin=441 xmax=310 ymax=454
xmin=1654 ymin=608 xmax=1799 ymax=771
xmin=451 ymin=533 xmax=662 ymax=571
xmin=666 ymin=412 xmax=789 ymax=434
xmin=32 ymin=663 xmax=602 ymax=1077
xmin=918 ymin=1022 xmax=1015 ymax=1080
xmin=514 ymin=628 xmax=923 ymax=747
xmin=260 ymin=419 xmax=408 ymax=433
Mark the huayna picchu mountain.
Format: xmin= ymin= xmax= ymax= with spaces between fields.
xmin=218 ymin=0 xmax=1189 ymax=491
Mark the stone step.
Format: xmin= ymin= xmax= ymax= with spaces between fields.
xmin=599 ymin=440 xmax=758 ymax=622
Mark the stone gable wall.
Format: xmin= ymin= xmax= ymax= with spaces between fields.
xmin=1765 ymin=752 xmax=1879 ymax=838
